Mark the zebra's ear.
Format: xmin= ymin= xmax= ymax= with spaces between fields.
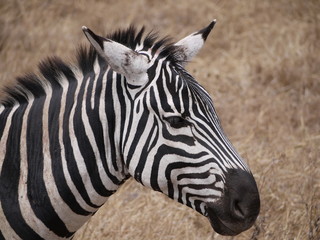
xmin=82 ymin=26 xmax=149 ymax=86
xmin=174 ymin=20 xmax=216 ymax=64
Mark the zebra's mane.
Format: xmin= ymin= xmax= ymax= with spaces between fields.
xmin=1 ymin=25 xmax=181 ymax=107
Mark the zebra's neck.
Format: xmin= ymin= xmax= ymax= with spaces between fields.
xmin=48 ymin=57 xmax=130 ymax=202
xmin=0 ymin=56 xmax=131 ymax=238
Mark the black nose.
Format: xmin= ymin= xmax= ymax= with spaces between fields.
xmin=207 ymin=169 xmax=260 ymax=236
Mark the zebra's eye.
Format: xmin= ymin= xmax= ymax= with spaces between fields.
xmin=164 ymin=116 xmax=191 ymax=129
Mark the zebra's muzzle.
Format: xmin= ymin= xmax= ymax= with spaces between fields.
xmin=206 ymin=169 xmax=260 ymax=236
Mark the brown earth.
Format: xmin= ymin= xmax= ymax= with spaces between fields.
xmin=0 ymin=0 xmax=319 ymax=239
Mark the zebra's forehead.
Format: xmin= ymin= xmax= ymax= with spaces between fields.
xmin=147 ymin=60 xmax=219 ymax=123
xmin=177 ymin=66 xmax=217 ymax=115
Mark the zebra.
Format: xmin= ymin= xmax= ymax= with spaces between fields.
xmin=0 ymin=21 xmax=260 ymax=239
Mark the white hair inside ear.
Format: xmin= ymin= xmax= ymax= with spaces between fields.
xmin=82 ymin=26 xmax=149 ymax=86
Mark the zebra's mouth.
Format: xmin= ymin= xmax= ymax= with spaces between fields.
xmin=206 ymin=206 xmax=238 ymax=236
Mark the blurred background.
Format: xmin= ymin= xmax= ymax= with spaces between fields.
xmin=0 ymin=0 xmax=319 ymax=239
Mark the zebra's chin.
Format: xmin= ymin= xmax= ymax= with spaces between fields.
xmin=206 ymin=209 xmax=239 ymax=236
xmin=206 ymin=202 xmax=258 ymax=236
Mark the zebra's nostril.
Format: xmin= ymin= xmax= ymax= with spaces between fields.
xmin=232 ymin=200 xmax=246 ymax=219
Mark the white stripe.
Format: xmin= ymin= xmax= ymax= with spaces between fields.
xmin=161 ymin=68 xmax=177 ymax=113
xmin=0 ymin=104 xmax=4 ymax=115
xmin=0 ymin=202 xmax=21 ymax=239
xmin=181 ymin=187 xmax=221 ymax=206
xmin=147 ymin=123 xmax=158 ymax=152
xmin=178 ymin=75 xmax=186 ymax=114
xmin=0 ymin=105 xmax=19 ymax=169
xmin=98 ymin=67 xmax=112 ymax=174
xmin=90 ymin=58 xmax=100 ymax=109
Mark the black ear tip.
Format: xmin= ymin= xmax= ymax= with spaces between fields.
xmin=82 ymin=26 xmax=105 ymax=49
xmin=82 ymin=26 xmax=95 ymax=36
xmin=210 ymin=19 xmax=217 ymax=29
xmin=197 ymin=20 xmax=217 ymax=41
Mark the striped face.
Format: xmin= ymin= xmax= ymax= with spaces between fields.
xmin=83 ymin=22 xmax=260 ymax=236
xmin=123 ymin=58 xmax=248 ymax=213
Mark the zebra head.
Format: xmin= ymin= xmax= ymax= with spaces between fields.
xmin=82 ymin=21 xmax=260 ymax=236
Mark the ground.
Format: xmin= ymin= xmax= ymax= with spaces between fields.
xmin=0 ymin=0 xmax=319 ymax=239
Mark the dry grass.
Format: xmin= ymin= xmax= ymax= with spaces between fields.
xmin=1 ymin=0 xmax=319 ymax=239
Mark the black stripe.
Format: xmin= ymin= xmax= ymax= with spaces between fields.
xmin=151 ymin=145 xmax=207 ymax=193
xmin=165 ymin=69 xmax=182 ymax=112
xmin=165 ymin=157 xmax=211 ymax=199
xmin=85 ymin=71 xmax=105 ymax=158
xmin=103 ymin=70 xmax=125 ymax=184
xmin=123 ymin=98 xmax=135 ymax=166
xmin=134 ymin=119 xmax=159 ymax=183
xmin=116 ymin=73 xmax=130 ymax=174
xmin=162 ymin=125 xmax=195 ymax=146
xmin=105 ymin=70 xmax=120 ymax=172
xmin=125 ymin=97 xmax=150 ymax=167
xmin=83 ymin=62 xmax=121 ymax=187
xmin=190 ymin=100 xmax=239 ymax=163
xmin=181 ymin=84 xmax=190 ymax=114
xmin=74 ymin=73 xmax=110 ymax=196
xmin=177 ymin=171 xmax=210 ymax=181
xmin=0 ymin=107 xmax=11 ymax=138
xmin=86 ymin=70 xmax=120 ymax=189
xmin=117 ymin=74 xmax=127 ymax=158
xmin=149 ymin=86 xmax=160 ymax=117
xmin=157 ymin=70 xmax=174 ymax=113
xmin=0 ymin=105 xmax=43 ymax=239
xmin=0 ymin=230 xmax=5 ymax=240
xmin=48 ymin=80 xmax=91 ymax=216
xmin=27 ymin=96 xmax=73 ymax=237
